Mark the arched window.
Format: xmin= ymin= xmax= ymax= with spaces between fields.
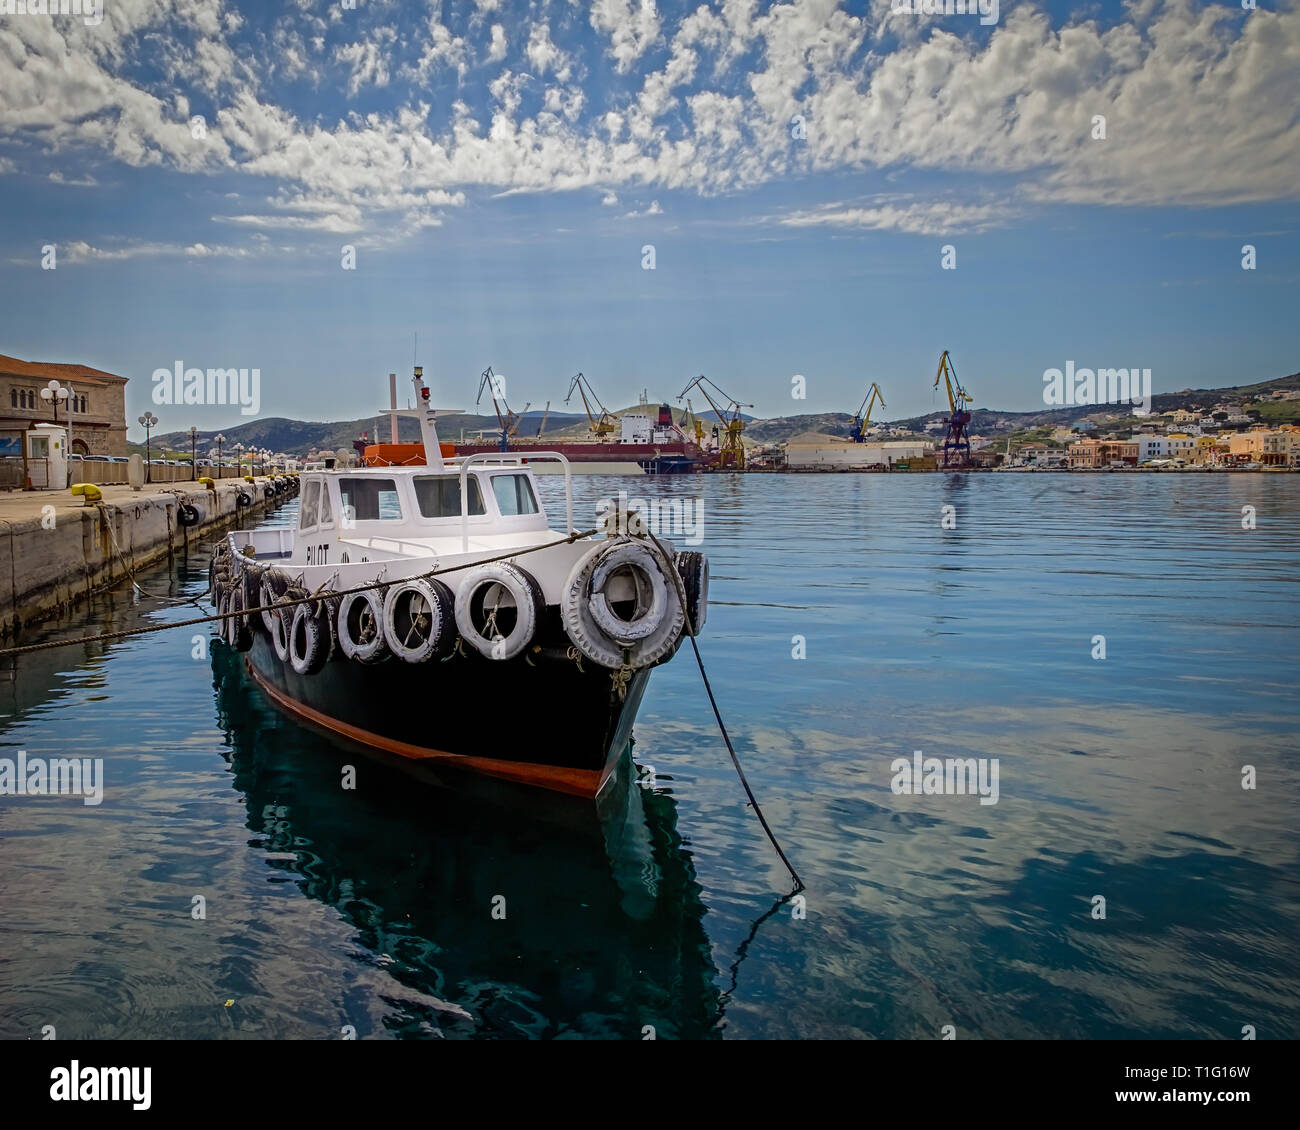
xmin=9 ymin=389 xmax=15 ymax=408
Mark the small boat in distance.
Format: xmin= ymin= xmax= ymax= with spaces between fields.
xmin=210 ymin=366 xmax=709 ymax=798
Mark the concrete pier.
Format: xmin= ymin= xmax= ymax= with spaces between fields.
xmin=0 ymin=479 xmax=287 ymax=638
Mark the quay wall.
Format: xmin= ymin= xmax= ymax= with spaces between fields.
xmin=0 ymin=479 xmax=284 ymax=639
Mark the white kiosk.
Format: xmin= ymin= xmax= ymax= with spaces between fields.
xmin=27 ymin=423 xmax=68 ymax=490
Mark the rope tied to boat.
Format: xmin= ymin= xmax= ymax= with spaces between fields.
xmin=609 ymin=662 xmax=634 ymax=702
xmin=635 ymin=525 xmax=805 ymax=893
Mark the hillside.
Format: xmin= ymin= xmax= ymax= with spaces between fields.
xmin=149 ymin=370 xmax=1300 ymax=455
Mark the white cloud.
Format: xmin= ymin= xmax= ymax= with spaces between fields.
xmin=0 ymin=0 xmax=1295 ymax=247
xmin=590 ymin=0 xmax=661 ymax=73
xmin=334 ymin=39 xmax=392 ymax=98
xmin=623 ymin=199 xmax=663 ymax=218
xmin=526 ymin=23 xmax=571 ymax=81
xmin=57 ymin=240 xmax=255 ymax=264
xmin=777 ymin=200 xmax=1010 ymax=236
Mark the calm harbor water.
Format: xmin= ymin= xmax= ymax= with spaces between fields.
xmin=1 ymin=472 xmax=1298 ymax=1039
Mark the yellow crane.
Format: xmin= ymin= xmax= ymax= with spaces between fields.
xmin=565 ymin=372 xmax=618 ymax=440
xmin=932 ymin=349 xmax=973 ymax=467
xmin=850 ymin=382 xmax=886 ymax=442
xmin=677 ymin=375 xmax=752 ymax=469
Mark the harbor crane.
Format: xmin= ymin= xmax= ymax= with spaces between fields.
xmin=565 ymin=372 xmax=619 ymax=440
xmin=677 ymin=375 xmax=752 ymax=469
xmin=476 ymin=366 xmax=529 ymax=452
xmin=537 ymin=401 xmax=551 ymax=438
xmin=932 ymin=350 xmax=973 ymax=467
xmin=682 ymin=398 xmax=706 ymax=448
xmin=850 ymin=382 xmax=886 ymax=442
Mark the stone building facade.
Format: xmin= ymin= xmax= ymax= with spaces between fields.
xmin=0 ymin=352 xmax=128 ymax=457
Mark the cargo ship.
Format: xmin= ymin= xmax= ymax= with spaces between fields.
xmin=452 ymin=403 xmax=716 ymax=474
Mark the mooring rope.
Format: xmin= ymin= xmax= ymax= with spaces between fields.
xmin=643 ymin=527 xmax=804 ymax=892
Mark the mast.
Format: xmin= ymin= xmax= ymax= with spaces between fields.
xmin=402 ymin=365 xmax=461 ymax=470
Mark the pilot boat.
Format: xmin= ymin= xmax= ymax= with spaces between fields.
xmin=209 ymin=367 xmax=708 ymax=799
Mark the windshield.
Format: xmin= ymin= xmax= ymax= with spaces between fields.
xmin=339 ymin=477 xmax=402 ymax=521
xmin=414 ymin=475 xmax=486 ymax=518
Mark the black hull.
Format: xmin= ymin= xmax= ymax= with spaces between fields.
xmin=239 ymin=622 xmax=655 ymax=797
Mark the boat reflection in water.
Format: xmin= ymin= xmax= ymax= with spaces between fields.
xmin=211 ymin=644 xmax=722 ymax=1039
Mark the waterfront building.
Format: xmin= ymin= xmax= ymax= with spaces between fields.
xmin=1228 ymin=428 xmax=1300 ymax=466
xmin=0 ymin=353 xmax=128 ymax=459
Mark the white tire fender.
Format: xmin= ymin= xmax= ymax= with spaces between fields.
xmin=336 ymin=588 xmax=389 ymax=663
xmin=453 ymin=562 xmax=543 ymax=661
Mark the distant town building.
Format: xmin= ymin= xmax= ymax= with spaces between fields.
xmin=784 ymin=433 xmax=934 ymax=469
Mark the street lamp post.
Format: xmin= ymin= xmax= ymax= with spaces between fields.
xmin=40 ymin=379 xmax=70 ymax=424
xmin=214 ymin=434 xmax=225 ymax=479
xmin=188 ymin=427 xmax=197 ymax=481
xmin=234 ymin=442 xmax=245 ymax=476
xmin=138 ymin=412 xmax=158 ymax=482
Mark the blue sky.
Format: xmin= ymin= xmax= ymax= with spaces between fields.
xmin=1 ymin=0 xmax=1297 ymax=436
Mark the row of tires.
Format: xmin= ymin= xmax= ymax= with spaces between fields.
xmin=233 ymin=476 xmax=299 ymax=509
xmin=210 ymin=538 xmax=708 ymax=677
xmin=175 ymin=477 xmax=299 ymax=527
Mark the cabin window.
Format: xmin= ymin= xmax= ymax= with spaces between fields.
xmin=339 ymin=477 xmax=402 ymax=521
xmin=299 ymin=481 xmax=320 ymax=529
xmin=31 ymin=437 xmax=49 ymax=458
xmin=491 ymin=474 xmax=538 ymax=516
xmin=318 ymin=485 xmax=333 ymax=525
xmin=414 ymin=475 xmax=486 ymax=519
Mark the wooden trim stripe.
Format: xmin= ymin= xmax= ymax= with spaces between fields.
xmin=244 ymin=659 xmax=605 ymax=798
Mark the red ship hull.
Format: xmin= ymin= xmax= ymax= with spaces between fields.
xmin=451 ymin=441 xmax=713 ymax=472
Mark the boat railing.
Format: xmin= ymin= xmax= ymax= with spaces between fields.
xmin=456 ymin=451 xmax=574 ymax=552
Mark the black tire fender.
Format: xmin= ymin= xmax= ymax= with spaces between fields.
xmin=382 ymin=578 xmax=457 ymax=662
xmin=288 ymin=602 xmax=330 ymax=676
